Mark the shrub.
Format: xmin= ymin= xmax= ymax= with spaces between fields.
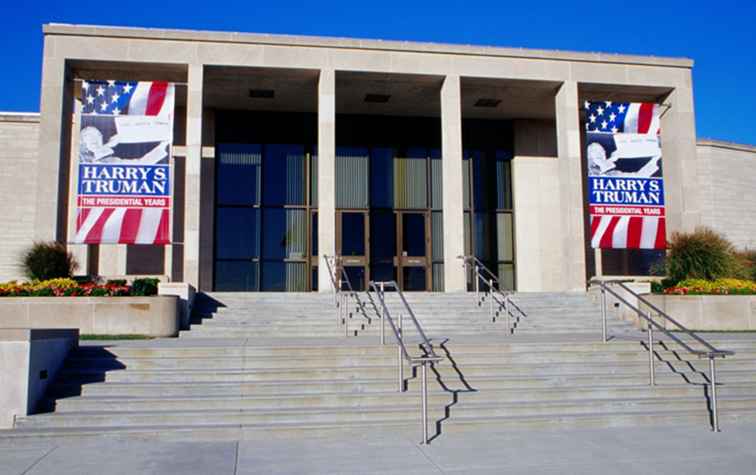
xmin=734 ymin=249 xmax=756 ymax=281
xmin=666 ymin=228 xmax=736 ymax=283
xmin=106 ymin=279 xmax=127 ymax=286
xmin=130 ymin=278 xmax=160 ymax=296
xmin=21 ymin=242 xmax=78 ymax=281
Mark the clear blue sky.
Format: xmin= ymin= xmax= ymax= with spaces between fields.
xmin=1 ymin=0 xmax=753 ymax=144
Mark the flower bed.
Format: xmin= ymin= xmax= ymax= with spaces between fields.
xmin=660 ymin=278 xmax=756 ymax=296
xmin=0 ymin=278 xmax=158 ymax=298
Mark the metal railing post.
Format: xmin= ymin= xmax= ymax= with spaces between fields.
xmin=648 ymin=318 xmax=655 ymax=386
xmin=421 ymin=361 xmax=429 ymax=445
xmin=474 ymin=265 xmax=479 ymax=299
xmin=489 ymin=279 xmax=494 ymax=321
xmin=709 ymin=356 xmax=720 ymax=432
xmin=398 ymin=313 xmax=403 ymax=392
xmin=600 ymin=287 xmax=608 ymax=343
xmin=380 ymin=282 xmax=386 ymax=345
xmin=345 ymin=295 xmax=349 ymax=337
xmin=504 ymin=296 xmax=510 ymax=332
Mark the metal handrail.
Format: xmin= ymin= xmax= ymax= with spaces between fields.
xmin=323 ymin=255 xmax=370 ymax=336
xmin=368 ymin=280 xmax=443 ymax=444
xmin=591 ymin=278 xmax=734 ymax=431
xmin=458 ymin=255 xmax=527 ymax=327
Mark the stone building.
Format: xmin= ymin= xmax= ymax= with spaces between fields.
xmin=0 ymin=24 xmax=754 ymax=290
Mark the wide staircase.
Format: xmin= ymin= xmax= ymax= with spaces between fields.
xmin=4 ymin=287 xmax=756 ymax=442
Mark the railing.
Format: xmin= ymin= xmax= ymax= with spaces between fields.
xmin=458 ymin=255 xmax=527 ymax=331
xmin=323 ymin=255 xmax=370 ymax=336
xmin=368 ymin=280 xmax=443 ymax=445
xmin=592 ymin=278 xmax=735 ymax=432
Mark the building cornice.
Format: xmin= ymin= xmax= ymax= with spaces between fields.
xmin=43 ymin=23 xmax=694 ymax=69
xmin=698 ymin=139 xmax=756 ymax=154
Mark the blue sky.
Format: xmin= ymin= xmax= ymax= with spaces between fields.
xmin=1 ymin=0 xmax=753 ymax=144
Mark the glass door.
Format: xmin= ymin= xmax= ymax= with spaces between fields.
xmin=398 ymin=211 xmax=430 ymax=291
xmin=337 ymin=211 xmax=369 ymax=291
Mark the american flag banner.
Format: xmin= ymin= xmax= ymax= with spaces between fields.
xmin=585 ymin=101 xmax=666 ymax=250
xmin=74 ymin=80 xmax=174 ymax=244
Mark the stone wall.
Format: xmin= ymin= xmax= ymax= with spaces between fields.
xmin=696 ymin=140 xmax=756 ymax=250
xmin=0 ymin=113 xmax=39 ymax=281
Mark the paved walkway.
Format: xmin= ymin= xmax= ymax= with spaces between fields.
xmin=2 ymin=423 xmax=756 ymax=474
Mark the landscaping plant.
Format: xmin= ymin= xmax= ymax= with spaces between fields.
xmin=666 ymin=227 xmax=737 ymax=283
xmin=21 ymin=242 xmax=78 ymax=281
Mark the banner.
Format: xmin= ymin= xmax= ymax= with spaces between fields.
xmin=585 ymin=101 xmax=666 ymax=249
xmin=74 ymin=80 xmax=174 ymax=244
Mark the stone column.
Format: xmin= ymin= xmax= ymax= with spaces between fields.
xmin=34 ymin=36 xmax=72 ymax=242
xmin=183 ymin=64 xmax=203 ymax=288
xmin=440 ymin=75 xmax=466 ymax=292
xmin=555 ymin=81 xmax=587 ymax=291
xmin=661 ymin=83 xmax=701 ymax=234
xmin=317 ymin=69 xmax=336 ymax=292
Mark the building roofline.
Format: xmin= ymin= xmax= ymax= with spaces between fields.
xmin=0 ymin=112 xmax=40 ymax=123
xmin=698 ymin=139 xmax=756 ymax=154
xmin=42 ymin=23 xmax=694 ymax=69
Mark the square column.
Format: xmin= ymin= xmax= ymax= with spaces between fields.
xmin=317 ymin=69 xmax=336 ymax=292
xmin=35 ymin=38 xmax=72 ymax=242
xmin=440 ymin=75 xmax=466 ymax=292
xmin=661 ymin=85 xmax=701 ymax=234
xmin=183 ymin=64 xmax=203 ymax=288
xmin=555 ymin=81 xmax=587 ymax=291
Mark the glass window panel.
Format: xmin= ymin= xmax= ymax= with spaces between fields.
xmin=463 ymin=151 xmax=471 ymax=210
xmin=215 ymin=261 xmax=258 ymax=291
xmin=217 ymin=144 xmax=261 ymax=205
xmin=263 ymin=144 xmax=305 ymax=206
xmin=336 ymin=147 xmax=369 ymax=208
xmin=262 ymin=209 xmax=306 ymax=260
xmin=431 ymin=212 xmax=444 ymax=262
xmin=216 ymin=208 xmax=259 ymax=259
xmin=432 ymin=263 xmax=445 ymax=292
xmin=496 ymin=150 xmax=513 ymax=210
xmin=464 ymin=212 xmax=472 ymax=256
xmin=394 ymin=148 xmax=427 ymax=209
xmin=341 ymin=213 xmax=365 ymax=256
xmin=496 ymin=212 xmax=514 ymax=262
xmin=344 ymin=266 xmax=366 ymax=292
xmin=311 ymin=266 xmax=318 ymax=291
xmin=474 ymin=212 xmax=495 ymax=262
xmin=430 ymin=149 xmax=443 ymax=210
xmin=126 ymin=245 xmax=164 ymax=275
xmin=403 ymin=267 xmax=427 ymax=291
xmin=370 ymin=264 xmax=396 ymax=284
xmin=310 ymin=149 xmax=318 ymax=207
xmin=284 ymin=262 xmax=307 ymax=291
xmin=473 ymin=150 xmax=497 ymax=211
xmin=370 ymin=148 xmax=394 ymax=208
xmin=402 ymin=213 xmax=426 ymax=257
xmin=311 ymin=212 xmax=318 ymax=256
xmin=261 ymin=261 xmax=286 ymax=291
xmin=498 ymin=263 xmax=515 ymax=291
xmin=370 ymin=211 xmax=396 ymax=262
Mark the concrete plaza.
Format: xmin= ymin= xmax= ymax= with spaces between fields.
xmin=2 ymin=423 xmax=756 ymax=474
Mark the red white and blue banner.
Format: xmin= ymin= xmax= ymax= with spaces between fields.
xmin=74 ymin=80 xmax=174 ymax=244
xmin=585 ymin=101 xmax=666 ymax=249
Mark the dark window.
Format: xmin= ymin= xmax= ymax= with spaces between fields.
xmin=403 ymin=267 xmax=427 ymax=291
xmin=344 ymin=266 xmax=366 ymax=291
xmin=402 ymin=213 xmax=426 ymax=257
xmin=217 ymin=144 xmax=261 ymax=205
xmin=215 ymin=261 xmax=258 ymax=291
xmin=311 ymin=212 xmax=318 ymax=256
xmin=216 ymin=208 xmax=259 ymax=259
xmin=370 ymin=148 xmax=394 ymax=208
xmin=370 ymin=210 xmax=396 ymax=262
xmin=263 ymin=144 xmax=305 ymax=206
xmin=342 ymin=213 xmax=365 ymax=256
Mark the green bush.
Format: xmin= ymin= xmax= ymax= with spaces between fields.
xmin=106 ymin=279 xmax=127 ymax=286
xmin=130 ymin=278 xmax=160 ymax=296
xmin=21 ymin=242 xmax=78 ymax=281
xmin=666 ymin=227 xmax=736 ymax=283
xmin=734 ymin=249 xmax=756 ymax=281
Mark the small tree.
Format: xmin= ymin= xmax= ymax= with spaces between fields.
xmin=21 ymin=242 xmax=78 ymax=281
xmin=666 ymin=227 xmax=735 ymax=283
